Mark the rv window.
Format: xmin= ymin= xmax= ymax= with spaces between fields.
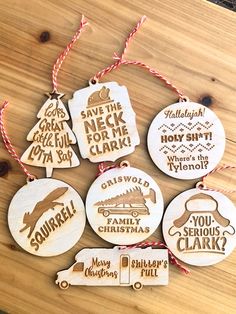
xmin=73 ymin=262 xmax=84 ymax=272
xmin=122 ymin=256 xmax=129 ymax=267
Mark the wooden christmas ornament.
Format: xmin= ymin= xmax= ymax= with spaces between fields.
xmin=20 ymin=16 xmax=89 ymax=177
xmin=21 ymin=92 xmax=80 ymax=178
xmin=68 ymin=82 xmax=140 ymax=162
xmin=8 ymin=178 xmax=86 ymax=256
xmin=56 ymin=246 xmax=169 ymax=290
xmin=86 ymin=162 xmax=164 ymax=245
xmin=162 ymin=188 xmax=236 ymax=266
xmin=147 ymin=102 xmax=225 ymax=180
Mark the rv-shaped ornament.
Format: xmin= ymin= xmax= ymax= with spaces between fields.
xmin=56 ymin=246 xmax=169 ymax=290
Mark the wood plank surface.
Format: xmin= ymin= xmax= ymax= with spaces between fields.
xmin=0 ymin=0 xmax=236 ymax=313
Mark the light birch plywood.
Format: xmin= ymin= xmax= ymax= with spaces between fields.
xmin=0 ymin=0 xmax=236 ymax=313
xmin=86 ymin=164 xmax=163 ymax=245
xmin=8 ymin=178 xmax=86 ymax=256
xmin=147 ymin=102 xmax=225 ymax=179
xmin=162 ymin=188 xmax=236 ymax=266
xmin=55 ymin=247 xmax=168 ymax=290
xmin=21 ymin=92 xmax=80 ymax=178
xmin=69 ymin=82 xmax=140 ymax=162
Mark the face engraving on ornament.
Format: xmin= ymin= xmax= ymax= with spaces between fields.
xmin=168 ymin=193 xmax=235 ymax=254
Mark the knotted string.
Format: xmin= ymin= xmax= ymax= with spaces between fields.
xmin=91 ymin=16 xmax=186 ymax=101
xmin=52 ymin=15 xmax=88 ymax=92
xmin=97 ymin=162 xmax=117 ymax=177
xmin=91 ymin=16 xmax=146 ymax=83
xmin=119 ymin=241 xmax=190 ymax=274
xmin=0 ymin=101 xmax=35 ymax=180
xmin=197 ymin=165 xmax=236 ymax=194
xmin=97 ymin=161 xmax=130 ymax=177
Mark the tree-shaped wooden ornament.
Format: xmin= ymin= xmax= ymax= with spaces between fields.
xmin=21 ymin=92 xmax=80 ymax=177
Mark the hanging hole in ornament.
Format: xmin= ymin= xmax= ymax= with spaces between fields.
xmin=179 ymin=96 xmax=190 ymax=103
xmin=27 ymin=175 xmax=37 ymax=183
xmin=196 ymin=181 xmax=206 ymax=190
xmin=89 ymin=77 xmax=99 ymax=86
xmin=120 ymin=160 xmax=130 ymax=168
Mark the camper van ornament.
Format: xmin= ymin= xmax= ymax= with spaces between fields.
xmin=162 ymin=188 xmax=236 ymax=266
xmin=86 ymin=161 xmax=164 ymax=245
xmin=56 ymin=246 xmax=169 ymax=290
xmin=8 ymin=178 xmax=86 ymax=257
xmin=68 ymin=82 xmax=140 ymax=163
xmin=147 ymin=102 xmax=225 ymax=180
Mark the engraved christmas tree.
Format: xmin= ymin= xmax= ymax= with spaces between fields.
xmin=95 ymin=187 xmax=156 ymax=206
xmin=21 ymin=92 xmax=80 ymax=177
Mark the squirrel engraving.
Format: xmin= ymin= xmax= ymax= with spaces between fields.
xmin=20 ymin=187 xmax=68 ymax=238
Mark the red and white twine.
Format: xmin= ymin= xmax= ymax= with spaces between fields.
xmin=0 ymin=101 xmax=35 ymax=180
xmin=198 ymin=165 xmax=236 ymax=194
xmin=52 ymin=15 xmax=88 ymax=92
xmin=97 ymin=162 xmax=117 ymax=177
xmin=0 ymin=16 xmax=88 ymax=179
xmin=91 ymin=15 xmax=146 ymax=81
xmin=113 ymin=56 xmax=185 ymax=100
xmin=119 ymin=241 xmax=190 ymax=274
xmin=91 ymin=15 xmax=185 ymax=101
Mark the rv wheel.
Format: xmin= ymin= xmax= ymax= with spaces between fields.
xmin=59 ymin=280 xmax=70 ymax=290
xmin=132 ymin=211 xmax=138 ymax=218
xmin=103 ymin=210 xmax=110 ymax=217
xmin=133 ymin=282 xmax=143 ymax=291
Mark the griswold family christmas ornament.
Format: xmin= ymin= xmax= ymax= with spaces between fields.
xmin=68 ymin=17 xmax=148 ymax=163
xmin=86 ymin=161 xmax=164 ymax=245
xmin=0 ymin=101 xmax=86 ymax=257
xmin=21 ymin=16 xmax=88 ymax=177
xmin=55 ymin=246 xmax=169 ymax=290
xmin=162 ymin=187 xmax=236 ymax=266
xmin=147 ymin=101 xmax=225 ymax=180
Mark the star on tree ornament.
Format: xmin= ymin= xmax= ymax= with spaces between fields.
xmin=47 ymin=91 xmax=65 ymax=100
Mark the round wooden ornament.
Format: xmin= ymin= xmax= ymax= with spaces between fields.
xmin=86 ymin=162 xmax=164 ymax=245
xmin=8 ymin=178 xmax=86 ymax=257
xmin=147 ymin=102 xmax=225 ymax=179
xmin=162 ymin=188 xmax=236 ymax=266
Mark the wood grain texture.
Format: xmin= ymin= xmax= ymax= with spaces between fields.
xmin=69 ymin=82 xmax=140 ymax=162
xmin=0 ymin=0 xmax=236 ymax=313
xmin=162 ymin=188 xmax=236 ymax=266
xmin=8 ymin=178 xmax=86 ymax=257
xmin=86 ymin=165 xmax=164 ymax=245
